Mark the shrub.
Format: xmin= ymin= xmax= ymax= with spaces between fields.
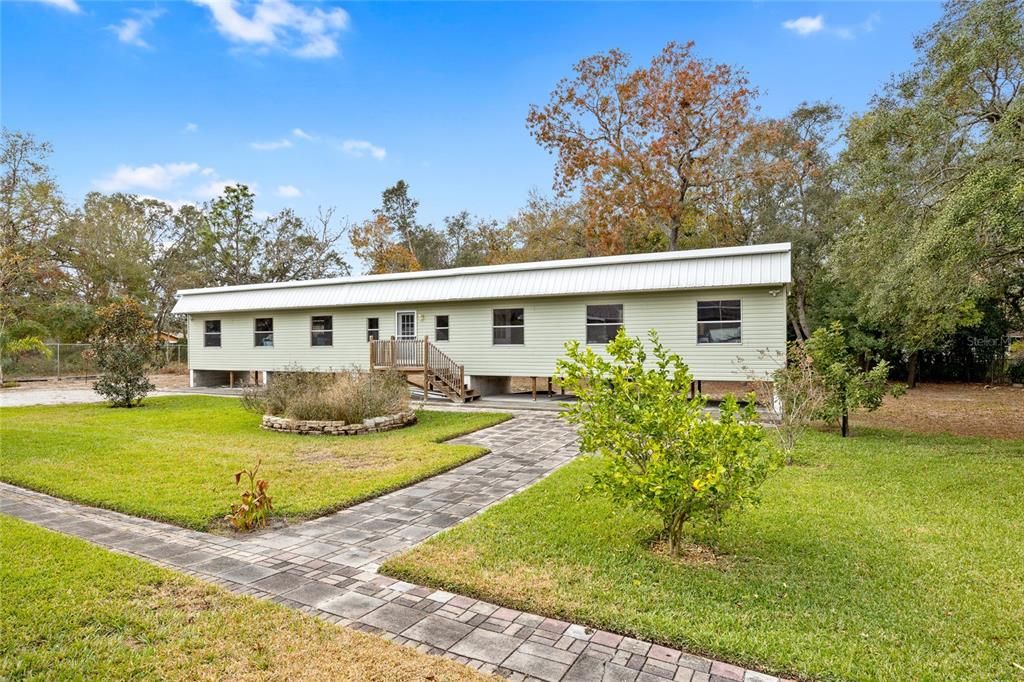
xmin=1007 ymin=360 xmax=1024 ymax=384
xmin=742 ymin=344 xmax=827 ymax=462
xmin=242 ymin=366 xmax=409 ymax=424
xmin=226 ymin=459 xmax=273 ymax=531
xmin=805 ymin=322 xmax=902 ymax=437
xmin=92 ymin=299 xmax=159 ymax=408
xmin=557 ymin=329 xmax=780 ymax=555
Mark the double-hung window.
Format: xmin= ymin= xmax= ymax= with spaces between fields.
xmin=697 ymin=300 xmax=741 ymax=343
xmin=435 ymin=315 xmax=450 ymax=342
xmin=367 ymin=318 xmax=380 ymax=341
xmin=493 ymin=308 xmax=524 ymax=345
xmin=203 ymin=320 xmax=221 ymax=347
xmin=586 ymin=304 xmax=623 ymax=344
xmin=311 ymin=315 xmax=333 ymax=346
xmin=254 ymin=318 xmax=274 ymax=347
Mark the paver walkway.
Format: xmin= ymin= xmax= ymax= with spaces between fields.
xmin=0 ymin=413 xmax=782 ymax=682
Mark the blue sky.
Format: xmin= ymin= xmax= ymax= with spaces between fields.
xmin=3 ymin=0 xmax=941 ymax=240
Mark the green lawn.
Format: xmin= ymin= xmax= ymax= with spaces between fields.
xmin=383 ymin=428 xmax=1024 ymax=682
xmin=0 ymin=396 xmax=508 ymax=530
xmin=0 ymin=515 xmax=484 ymax=681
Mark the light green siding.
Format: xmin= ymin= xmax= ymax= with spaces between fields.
xmin=187 ymin=287 xmax=786 ymax=381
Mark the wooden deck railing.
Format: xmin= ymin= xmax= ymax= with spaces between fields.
xmin=369 ymin=337 xmax=423 ymax=369
xmin=370 ymin=336 xmax=465 ymax=400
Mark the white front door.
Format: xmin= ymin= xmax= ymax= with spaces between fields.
xmin=396 ymin=311 xmax=417 ymax=339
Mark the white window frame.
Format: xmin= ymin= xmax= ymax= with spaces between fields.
xmin=492 ymin=308 xmax=525 ymax=346
xmin=310 ymin=315 xmax=333 ymax=347
xmin=367 ymin=317 xmax=380 ymax=341
xmin=254 ymin=317 xmax=274 ymax=347
xmin=696 ymin=300 xmax=742 ymax=344
xmin=435 ymin=315 xmax=450 ymax=342
xmin=396 ymin=310 xmax=417 ymax=340
xmin=585 ymin=304 xmax=623 ymax=345
xmin=203 ymin=319 xmax=221 ymax=348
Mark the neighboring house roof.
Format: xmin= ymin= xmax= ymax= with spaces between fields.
xmin=172 ymin=242 xmax=792 ymax=315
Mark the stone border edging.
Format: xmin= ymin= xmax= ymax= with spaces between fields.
xmin=261 ymin=410 xmax=416 ymax=435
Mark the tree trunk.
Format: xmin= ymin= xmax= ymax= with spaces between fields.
xmin=906 ymin=350 xmax=919 ymax=389
xmin=841 ymin=411 xmax=849 ymax=438
xmin=795 ymin=288 xmax=812 ymax=340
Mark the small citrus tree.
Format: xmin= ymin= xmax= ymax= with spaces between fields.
xmin=93 ymin=298 xmax=158 ymax=407
xmin=557 ymin=330 xmax=780 ymax=555
xmin=805 ymin=322 xmax=898 ymax=437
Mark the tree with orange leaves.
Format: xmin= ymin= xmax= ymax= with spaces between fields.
xmin=527 ymin=41 xmax=767 ymax=252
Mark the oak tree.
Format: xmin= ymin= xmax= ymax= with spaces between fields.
xmin=527 ymin=41 xmax=766 ymax=252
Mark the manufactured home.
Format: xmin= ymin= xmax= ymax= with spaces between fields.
xmin=172 ymin=242 xmax=791 ymax=402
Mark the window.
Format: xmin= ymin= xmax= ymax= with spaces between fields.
xmin=311 ymin=315 xmax=333 ymax=346
xmin=493 ymin=308 xmax=524 ymax=345
xmin=697 ymin=300 xmax=741 ymax=343
xmin=435 ymin=315 xmax=449 ymax=342
xmin=367 ymin=317 xmax=380 ymax=341
xmin=254 ymin=318 xmax=274 ymax=347
xmin=396 ymin=311 xmax=417 ymax=339
xmin=586 ymin=304 xmax=623 ymax=344
xmin=203 ymin=320 xmax=221 ymax=347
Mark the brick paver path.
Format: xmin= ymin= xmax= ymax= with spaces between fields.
xmin=0 ymin=413 xmax=782 ymax=682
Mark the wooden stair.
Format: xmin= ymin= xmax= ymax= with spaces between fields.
xmin=369 ymin=337 xmax=480 ymax=403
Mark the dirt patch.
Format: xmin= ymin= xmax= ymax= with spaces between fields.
xmin=2 ymin=373 xmax=189 ymax=392
xmin=649 ymin=539 xmax=733 ymax=569
xmin=853 ymin=382 xmax=1024 ymax=440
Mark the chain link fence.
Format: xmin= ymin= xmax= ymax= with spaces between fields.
xmin=4 ymin=343 xmax=187 ymax=381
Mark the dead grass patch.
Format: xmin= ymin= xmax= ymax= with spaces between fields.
xmin=295 ymin=447 xmax=388 ymax=469
xmin=853 ymin=382 xmax=1024 ymax=440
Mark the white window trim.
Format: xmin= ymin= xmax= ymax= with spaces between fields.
xmin=492 ymin=308 xmax=525 ymax=346
xmin=203 ymin=320 xmax=221 ymax=348
xmin=696 ymin=299 xmax=742 ymax=345
xmin=435 ymin=315 xmax=450 ymax=342
xmin=310 ymin=315 xmax=333 ymax=347
xmin=366 ymin=317 xmax=380 ymax=342
xmin=396 ymin=310 xmax=417 ymax=340
xmin=254 ymin=317 xmax=274 ymax=348
xmin=585 ymin=304 xmax=624 ymax=345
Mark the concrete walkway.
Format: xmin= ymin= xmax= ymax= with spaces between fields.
xmin=0 ymin=414 xmax=783 ymax=682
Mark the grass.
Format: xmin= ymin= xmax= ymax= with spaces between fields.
xmin=0 ymin=396 xmax=508 ymax=530
xmin=0 ymin=515 xmax=484 ymax=681
xmin=383 ymin=428 xmax=1024 ymax=681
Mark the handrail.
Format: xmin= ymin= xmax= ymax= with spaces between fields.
xmin=369 ymin=336 xmax=467 ymax=400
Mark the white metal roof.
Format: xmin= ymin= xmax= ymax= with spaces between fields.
xmin=172 ymin=242 xmax=791 ymax=315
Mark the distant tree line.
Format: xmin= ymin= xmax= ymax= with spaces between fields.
xmin=2 ymin=0 xmax=1020 ymax=385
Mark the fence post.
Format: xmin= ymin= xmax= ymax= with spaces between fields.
xmin=56 ymin=343 xmax=61 ymax=381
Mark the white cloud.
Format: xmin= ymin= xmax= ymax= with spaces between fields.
xmin=782 ymin=15 xmax=824 ymax=36
xmin=192 ymin=0 xmax=350 ymax=59
xmin=109 ymin=8 xmax=164 ymax=48
xmin=276 ymin=184 xmax=302 ymax=198
xmin=340 ymin=139 xmax=387 ymax=160
xmin=783 ymin=13 xmax=881 ymax=40
xmin=183 ymin=122 xmax=199 ymax=134
xmin=250 ymin=138 xmax=294 ymax=151
xmin=292 ymin=127 xmax=316 ymax=141
xmin=94 ymin=162 xmax=201 ymax=192
xmin=26 ymin=0 xmax=81 ymax=13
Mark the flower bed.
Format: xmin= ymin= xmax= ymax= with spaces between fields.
xmin=261 ymin=410 xmax=417 ymax=436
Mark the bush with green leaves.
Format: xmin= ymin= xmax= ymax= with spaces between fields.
xmin=242 ymin=365 xmax=409 ymax=424
xmin=805 ymin=322 xmax=901 ymax=437
xmin=557 ymin=329 xmax=780 ymax=555
xmin=1007 ymin=361 xmax=1024 ymax=384
xmin=92 ymin=298 xmax=159 ymax=408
